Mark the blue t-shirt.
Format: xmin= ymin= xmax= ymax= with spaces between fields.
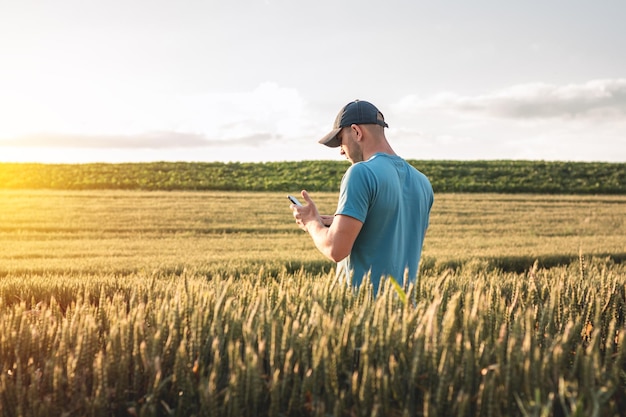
xmin=335 ymin=153 xmax=433 ymax=293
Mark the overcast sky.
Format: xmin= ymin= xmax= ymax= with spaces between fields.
xmin=1 ymin=0 xmax=625 ymax=163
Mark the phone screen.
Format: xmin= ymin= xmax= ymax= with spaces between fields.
xmin=287 ymin=195 xmax=303 ymax=206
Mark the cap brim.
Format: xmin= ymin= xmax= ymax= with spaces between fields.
xmin=318 ymin=127 xmax=342 ymax=148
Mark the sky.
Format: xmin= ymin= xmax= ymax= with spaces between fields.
xmin=1 ymin=0 xmax=625 ymax=164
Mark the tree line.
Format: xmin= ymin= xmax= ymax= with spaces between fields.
xmin=1 ymin=160 xmax=624 ymax=194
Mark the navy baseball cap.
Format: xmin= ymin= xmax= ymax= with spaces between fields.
xmin=318 ymin=100 xmax=389 ymax=147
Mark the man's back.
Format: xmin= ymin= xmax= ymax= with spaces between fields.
xmin=335 ymin=153 xmax=434 ymax=293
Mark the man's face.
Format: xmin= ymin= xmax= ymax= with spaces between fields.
xmin=338 ymin=126 xmax=363 ymax=164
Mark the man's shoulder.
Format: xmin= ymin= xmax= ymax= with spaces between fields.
xmin=352 ymin=153 xmax=396 ymax=171
xmin=345 ymin=159 xmax=374 ymax=177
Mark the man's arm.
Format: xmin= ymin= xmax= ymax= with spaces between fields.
xmin=291 ymin=190 xmax=362 ymax=262
xmin=319 ymin=215 xmax=334 ymax=227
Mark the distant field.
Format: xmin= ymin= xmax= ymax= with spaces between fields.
xmin=1 ymin=190 xmax=624 ymax=276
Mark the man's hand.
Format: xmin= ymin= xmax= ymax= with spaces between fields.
xmin=290 ymin=190 xmax=322 ymax=232
xmin=290 ymin=190 xmax=363 ymax=263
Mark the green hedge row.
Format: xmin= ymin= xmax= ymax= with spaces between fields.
xmin=1 ymin=160 xmax=624 ymax=194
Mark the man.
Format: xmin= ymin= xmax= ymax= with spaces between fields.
xmin=290 ymin=100 xmax=434 ymax=294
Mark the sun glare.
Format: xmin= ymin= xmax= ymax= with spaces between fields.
xmin=1 ymin=147 xmax=67 ymax=163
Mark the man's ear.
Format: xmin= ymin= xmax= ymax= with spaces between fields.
xmin=351 ymin=124 xmax=363 ymax=141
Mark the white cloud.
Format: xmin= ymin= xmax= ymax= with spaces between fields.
xmin=395 ymin=79 xmax=626 ymax=121
xmin=2 ymin=78 xmax=625 ymax=163
xmin=387 ymin=79 xmax=626 ymax=162
xmin=2 ymin=131 xmax=221 ymax=149
xmin=197 ymin=82 xmax=312 ymax=141
xmin=0 ymin=82 xmax=314 ymax=150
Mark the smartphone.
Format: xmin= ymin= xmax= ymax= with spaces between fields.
xmin=287 ymin=195 xmax=303 ymax=206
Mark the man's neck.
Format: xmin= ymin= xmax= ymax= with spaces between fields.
xmin=362 ymin=140 xmax=397 ymax=161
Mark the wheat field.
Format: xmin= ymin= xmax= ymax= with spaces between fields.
xmin=1 ymin=190 xmax=624 ymax=275
xmin=1 ymin=190 xmax=625 ymax=416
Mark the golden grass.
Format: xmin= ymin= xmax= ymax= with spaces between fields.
xmin=1 ymin=190 xmax=624 ymax=276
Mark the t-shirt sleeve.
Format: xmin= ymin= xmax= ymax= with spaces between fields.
xmin=335 ymin=164 xmax=371 ymax=223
